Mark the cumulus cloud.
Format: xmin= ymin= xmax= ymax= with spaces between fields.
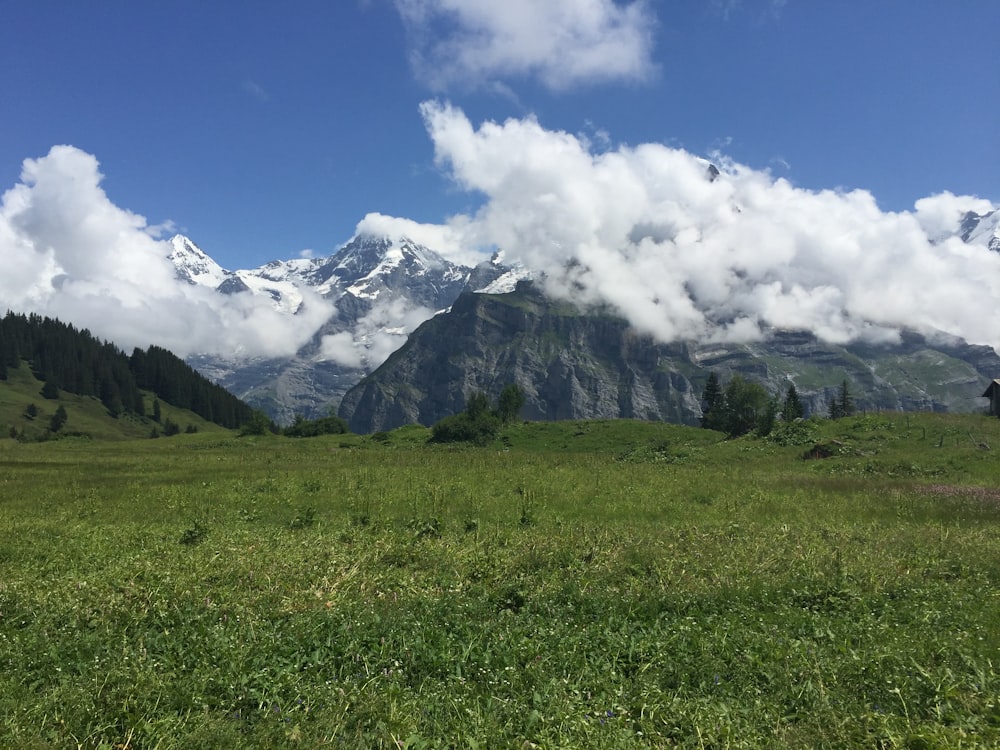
xmin=913 ymin=191 xmax=995 ymax=242
xmin=419 ymin=101 xmax=1000 ymax=350
xmin=319 ymin=297 xmax=436 ymax=368
xmin=354 ymin=212 xmax=486 ymax=266
xmin=393 ymin=0 xmax=657 ymax=90
xmin=0 ymin=146 xmax=334 ymax=359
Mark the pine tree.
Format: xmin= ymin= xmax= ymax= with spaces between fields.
xmin=41 ymin=378 xmax=59 ymax=399
xmin=828 ymin=379 xmax=854 ymax=419
xmin=838 ymin=378 xmax=854 ymax=418
xmin=49 ymin=405 xmax=67 ymax=433
xmin=700 ymin=372 xmax=724 ymax=429
xmin=782 ymin=383 xmax=804 ymax=421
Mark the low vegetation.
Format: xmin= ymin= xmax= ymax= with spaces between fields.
xmin=430 ymin=384 xmax=525 ymax=445
xmin=2 ymin=412 xmax=1000 ymax=747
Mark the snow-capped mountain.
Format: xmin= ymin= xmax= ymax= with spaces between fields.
xmin=170 ymin=235 xmax=316 ymax=313
xmin=169 ymin=235 xmax=229 ymax=288
xmin=959 ymin=209 xmax=1000 ymax=253
xmin=169 ymin=232 xmax=528 ymax=423
xmin=324 ymin=234 xmax=470 ymax=305
xmin=468 ymin=250 xmax=530 ymax=295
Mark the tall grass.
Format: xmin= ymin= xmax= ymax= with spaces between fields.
xmin=1 ymin=414 xmax=999 ymax=747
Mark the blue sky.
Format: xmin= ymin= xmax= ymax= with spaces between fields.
xmin=2 ymin=1 xmax=1000 ymax=363
xmin=3 ymin=0 xmax=997 ymax=271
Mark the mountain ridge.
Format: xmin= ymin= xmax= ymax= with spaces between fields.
xmin=167 ymin=208 xmax=1000 ymax=426
xmin=338 ymin=281 xmax=999 ymax=433
xmin=169 ymin=231 xmax=521 ymax=423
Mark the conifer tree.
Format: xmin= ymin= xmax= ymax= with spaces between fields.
xmin=49 ymin=405 xmax=67 ymax=433
xmin=782 ymin=383 xmax=804 ymax=421
xmin=700 ymin=372 xmax=724 ymax=429
xmin=828 ymin=379 xmax=854 ymax=419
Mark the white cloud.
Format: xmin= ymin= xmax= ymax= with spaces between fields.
xmin=319 ymin=297 xmax=436 ymax=368
xmin=354 ymin=211 xmax=487 ymax=266
xmin=913 ymin=191 xmax=995 ymax=243
xmin=420 ymin=101 xmax=1000 ymax=350
xmin=0 ymin=146 xmax=334 ymax=359
xmin=393 ymin=0 xmax=657 ymax=90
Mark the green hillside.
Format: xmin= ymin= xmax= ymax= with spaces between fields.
xmin=1 ymin=360 xmax=231 ymax=441
xmin=0 ymin=310 xmax=255 ymax=440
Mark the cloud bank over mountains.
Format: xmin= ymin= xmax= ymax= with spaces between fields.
xmin=416 ymin=101 xmax=1000 ymax=349
xmin=0 ymin=104 xmax=998 ymax=369
xmin=0 ymin=146 xmax=334 ymax=359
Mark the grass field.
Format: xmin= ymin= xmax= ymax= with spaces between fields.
xmin=2 ymin=414 xmax=1000 ymax=748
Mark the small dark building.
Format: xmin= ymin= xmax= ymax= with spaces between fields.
xmin=983 ymin=379 xmax=1000 ymax=416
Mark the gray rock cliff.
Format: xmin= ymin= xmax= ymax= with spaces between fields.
xmin=339 ymin=282 xmax=1000 ymax=433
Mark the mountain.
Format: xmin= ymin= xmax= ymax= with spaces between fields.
xmin=169 ymin=203 xmax=998 ymax=427
xmin=338 ymin=281 xmax=1000 ymax=433
xmin=170 ymin=233 xmax=494 ymax=423
xmin=959 ymin=209 xmax=1000 ymax=253
xmin=170 ymin=235 xmax=317 ymax=312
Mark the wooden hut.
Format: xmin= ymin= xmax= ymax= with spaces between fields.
xmin=983 ymin=379 xmax=1000 ymax=416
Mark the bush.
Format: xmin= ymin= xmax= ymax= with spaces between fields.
xmin=767 ymin=418 xmax=821 ymax=446
xmin=239 ymin=411 xmax=276 ymax=436
xmin=497 ymin=384 xmax=526 ymax=425
xmin=430 ymin=411 xmax=501 ymax=446
xmin=429 ymin=385 xmax=523 ymax=445
xmin=284 ymin=414 xmax=349 ymax=438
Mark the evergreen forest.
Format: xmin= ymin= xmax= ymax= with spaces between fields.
xmin=0 ymin=311 xmax=252 ymax=429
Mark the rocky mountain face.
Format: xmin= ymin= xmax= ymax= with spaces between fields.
xmin=170 ymin=234 xmax=485 ymax=423
xmin=338 ymin=281 xmax=1000 ymax=433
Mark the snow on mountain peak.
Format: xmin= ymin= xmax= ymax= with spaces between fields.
xmin=168 ymin=234 xmax=228 ymax=288
xmin=960 ymin=209 xmax=1000 ymax=253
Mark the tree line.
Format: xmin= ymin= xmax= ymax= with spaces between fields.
xmin=0 ymin=311 xmax=253 ymax=428
xmin=701 ymin=372 xmax=854 ymax=437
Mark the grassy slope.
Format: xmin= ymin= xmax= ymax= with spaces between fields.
xmin=1 ymin=414 xmax=1000 ymax=747
xmin=0 ymin=363 xmax=229 ymax=441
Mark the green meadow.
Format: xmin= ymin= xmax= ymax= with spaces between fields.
xmin=2 ymin=414 xmax=1000 ymax=748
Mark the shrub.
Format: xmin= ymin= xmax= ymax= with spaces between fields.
xmin=283 ymin=414 xmax=349 ymax=438
xmin=767 ymin=418 xmax=820 ymax=446
xmin=429 ymin=385 xmax=523 ymax=445
xmin=430 ymin=411 xmax=501 ymax=446
xmin=239 ymin=411 xmax=276 ymax=436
